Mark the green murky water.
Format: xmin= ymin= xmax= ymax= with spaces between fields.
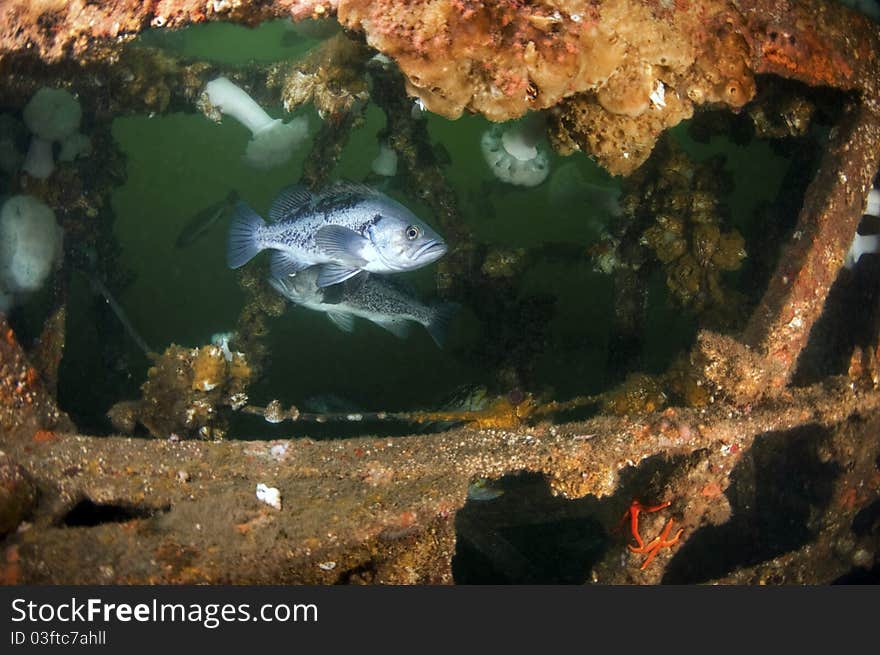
xmin=23 ymin=20 xmax=792 ymax=434
xmin=111 ymin=21 xmax=791 ymax=433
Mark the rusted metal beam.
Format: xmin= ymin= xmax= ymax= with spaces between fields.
xmin=1 ymin=378 xmax=877 ymax=583
xmin=733 ymin=0 xmax=880 ymax=102
xmin=707 ymin=414 xmax=880 ymax=584
xmin=0 ymin=316 xmax=73 ymax=441
xmin=741 ymin=104 xmax=880 ymax=393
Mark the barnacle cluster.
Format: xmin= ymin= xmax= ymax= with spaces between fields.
xmin=108 ymin=344 xmax=251 ymax=439
xmin=113 ymin=49 xmax=178 ymax=115
xmin=622 ymin=139 xmax=747 ymax=323
xmin=601 ymin=372 xmax=668 ymax=415
xmin=267 ymin=33 xmax=371 ymax=122
xmin=600 ymin=355 xmax=712 ymax=415
xmin=549 ymin=86 xmax=695 ymax=177
xmin=664 ymin=354 xmax=712 ymax=408
xmin=747 ymin=86 xmax=815 ymax=140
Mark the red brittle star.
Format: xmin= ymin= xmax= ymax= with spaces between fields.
xmin=619 ymin=499 xmax=684 ymax=570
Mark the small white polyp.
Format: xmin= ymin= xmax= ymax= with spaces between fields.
xmin=256 ymin=483 xmax=282 ymax=510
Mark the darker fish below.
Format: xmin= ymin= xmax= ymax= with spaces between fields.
xmin=268 ymin=266 xmax=458 ymax=348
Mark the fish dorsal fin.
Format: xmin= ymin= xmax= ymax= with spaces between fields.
xmin=326 ymin=310 xmax=355 ymax=332
xmin=316 ymin=263 xmax=363 ymax=287
xmin=269 ymin=185 xmax=314 ymax=221
xmin=270 ymin=250 xmax=309 ymax=278
xmin=311 ymin=181 xmax=384 ymax=214
xmin=314 ymin=225 xmax=369 ymax=266
xmin=371 ymin=317 xmax=411 ymax=339
xmin=321 ymin=180 xmax=380 ymax=199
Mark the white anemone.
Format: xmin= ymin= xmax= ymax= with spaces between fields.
xmin=204 ymin=76 xmax=309 ymax=170
xmin=22 ymin=87 xmax=82 ymax=179
xmin=480 ymin=113 xmax=550 ymax=187
xmin=371 ymin=140 xmax=398 ymax=177
xmin=0 ymin=195 xmax=63 ymax=309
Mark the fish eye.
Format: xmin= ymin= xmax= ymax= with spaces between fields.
xmin=405 ymin=225 xmax=421 ymax=240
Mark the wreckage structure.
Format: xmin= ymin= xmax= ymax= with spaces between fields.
xmin=1 ymin=0 xmax=879 ymax=584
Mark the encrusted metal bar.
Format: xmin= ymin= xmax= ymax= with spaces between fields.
xmin=733 ymin=0 xmax=880 ymax=103
xmin=742 ymin=104 xmax=880 ymax=393
xmin=2 ymin=378 xmax=878 ymax=583
xmin=0 ymin=317 xmax=73 ymax=441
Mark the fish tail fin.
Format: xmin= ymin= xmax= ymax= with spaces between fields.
xmin=227 ymin=202 xmax=266 ymax=269
xmin=426 ymin=302 xmax=460 ymax=348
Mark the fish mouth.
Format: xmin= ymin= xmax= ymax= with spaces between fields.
xmin=413 ymin=240 xmax=447 ymax=263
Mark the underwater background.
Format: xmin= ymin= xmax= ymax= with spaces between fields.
xmin=43 ymin=20 xmax=795 ymax=438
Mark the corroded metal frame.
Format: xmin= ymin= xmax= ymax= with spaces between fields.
xmin=1 ymin=0 xmax=879 ymax=583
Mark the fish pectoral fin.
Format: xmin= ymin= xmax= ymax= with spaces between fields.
xmin=270 ymin=250 xmax=309 ymax=278
xmin=314 ymin=225 xmax=369 ymax=266
xmin=316 ymin=263 xmax=364 ymax=287
xmin=326 ymin=310 xmax=355 ymax=333
xmin=269 ymin=185 xmax=313 ymax=221
xmin=267 ymin=276 xmax=289 ymax=298
xmin=371 ymin=317 xmax=411 ymax=339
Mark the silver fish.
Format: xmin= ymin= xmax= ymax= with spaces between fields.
xmin=176 ymin=190 xmax=238 ymax=248
xmin=227 ymin=181 xmax=447 ymax=287
xmin=268 ymin=266 xmax=458 ymax=348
